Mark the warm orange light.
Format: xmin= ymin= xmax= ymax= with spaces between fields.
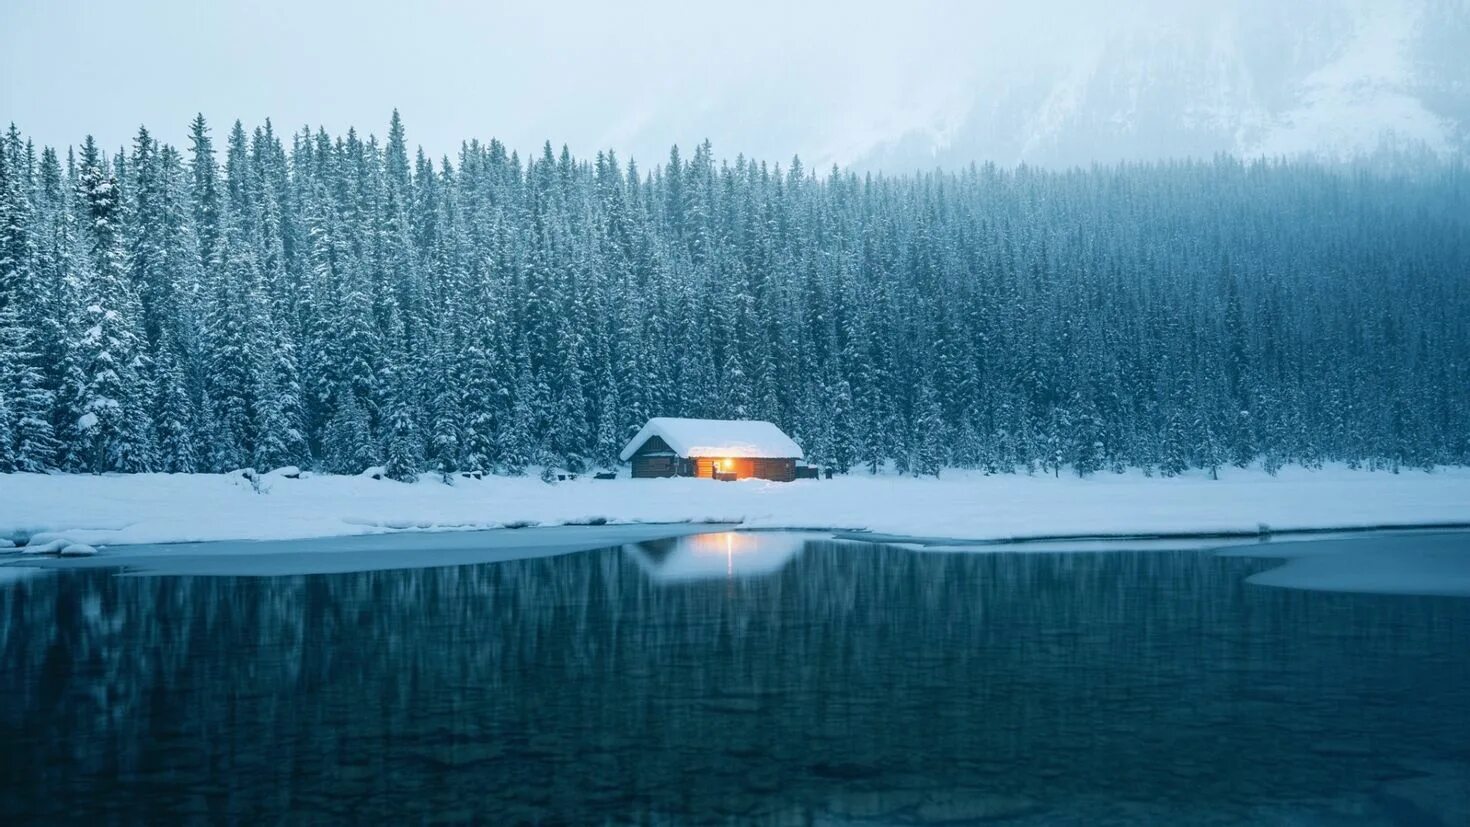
xmin=690 ymin=531 xmax=758 ymax=555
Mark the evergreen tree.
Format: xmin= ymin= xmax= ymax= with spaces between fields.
xmin=381 ymin=372 xmax=423 ymax=483
xmin=187 ymin=114 xmax=222 ymax=264
xmin=0 ymin=374 xmax=12 ymax=472
xmin=501 ymin=359 xmax=536 ymax=476
xmin=910 ymin=378 xmax=945 ymax=477
xmin=0 ymin=116 xmax=1465 ymax=479
xmin=323 ymin=390 xmax=375 ymax=474
xmin=73 ymin=137 xmax=154 ymax=472
xmin=151 ymin=338 xmax=197 ymax=472
xmin=591 ymin=362 xmax=623 ymax=470
xmin=0 ymin=304 xmax=58 ymax=471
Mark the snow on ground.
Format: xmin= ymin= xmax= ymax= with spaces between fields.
xmin=1 ymin=464 xmax=1468 ymax=553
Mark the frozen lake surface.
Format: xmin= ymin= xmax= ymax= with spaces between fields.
xmin=2 ymin=530 xmax=1468 ymax=824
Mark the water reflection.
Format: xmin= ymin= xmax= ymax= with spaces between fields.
xmin=1 ymin=536 xmax=1468 ymax=824
xmin=623 ymin=532 xmax=808 ymax=583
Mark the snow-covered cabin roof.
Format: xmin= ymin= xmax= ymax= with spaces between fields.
xmin=619 ymin=418 xmax=804 ymax=462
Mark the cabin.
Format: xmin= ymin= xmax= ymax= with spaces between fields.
xmin=620 ymin=417 xmax=804 ymax=482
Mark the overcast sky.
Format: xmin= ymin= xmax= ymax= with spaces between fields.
xmin=0 ymin=1 xmax=1146 ymax=165
xmin=3 ymin=1 xmax=1460 ymax=170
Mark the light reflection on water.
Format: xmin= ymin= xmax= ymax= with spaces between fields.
xmin=623 ymin=532 xmax=809 ymax=583
xmin=1 ymin=534 xmax=1468 ymax=824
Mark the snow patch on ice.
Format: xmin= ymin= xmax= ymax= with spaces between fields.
xmin=1221 ymin=531 xmax=1470 ymax=597
xmin=20 ymin=539 xmax=68 ymax=555
xmin=12 ymin=524 xmax=728 ymax=577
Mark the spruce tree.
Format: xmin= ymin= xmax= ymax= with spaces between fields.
xmin=911 ymin=378 xmax=945 ymax=478
xmin=0 ymin=116 xmax=1466 ymax=477
xmin=381 ymin=375 xmax=423 ymax=483
xmin=0 ymin=304 xmax=58 ymax=471
xmin=151 ymin=338 xmax=197 ymax=472
xmin=323 ymin=390 xmax=375 ymax=474
xmin=74 ymin=137 xmax=154 ymax=472
xmin=0 ymin=375 xmax=13 ymax=472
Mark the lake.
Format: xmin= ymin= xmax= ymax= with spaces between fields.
xmin=2 ymin=531 xmax=1468 ymax=824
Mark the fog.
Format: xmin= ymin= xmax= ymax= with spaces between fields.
xmin=2 ymin=0 xmax=1466 ymax=170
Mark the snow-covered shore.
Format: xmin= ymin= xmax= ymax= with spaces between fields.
xmin=3 ymin=464 xmax=1469 ymax=551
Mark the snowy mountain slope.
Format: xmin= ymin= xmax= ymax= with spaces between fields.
xmin=1253 ymin=1 xmax=1455 ymax=158
xmin=852 ymin=0 xmax=1468 ymax=170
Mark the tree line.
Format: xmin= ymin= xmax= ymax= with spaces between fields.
xmin=0 ymin=113 xmax=1466 ymax=481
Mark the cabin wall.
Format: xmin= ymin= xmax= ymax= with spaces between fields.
xmin=755 ymin=458 xmax=797 ymax=482
xmin=692 ymin=457 xmax=796 ymax=482
xmin=631 ymin=455 xmax=678 ymax=478
xmin=630 ymin=435 xmax=679 ymax=478
xmin=628 ymin=433 xmax=798 ymax=482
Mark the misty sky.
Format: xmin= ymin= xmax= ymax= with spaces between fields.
xmin=2 ymin=1 xmax=1461 ymax=170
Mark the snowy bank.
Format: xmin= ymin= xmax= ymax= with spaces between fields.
xmin=2 ymin=464 xmax=1469 ymax=552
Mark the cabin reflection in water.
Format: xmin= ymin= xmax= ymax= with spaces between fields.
xmin=622 ymin=532 xmax=808 ymax=583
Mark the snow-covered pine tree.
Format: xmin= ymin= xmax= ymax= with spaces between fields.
xmin=500 ymin=358 xmax=536 ymax=476
xmin=0 ymin=116 xmax=1466 ymax=476
xmin=323 ymin=389 xmax=375 ymax=475
xmin=380 ymin=368 xmax=423 ymax=483
xmin=590 ymin=362 xmax=623 ymax=471
xmin=0 ymin=303 xmax=58 ymax=471
xmin=0 ymin=130 xmax=59 ymax=471
xmin=548 ymin=326 xmax=589 ymax=472
xmin=827 ymin=376 xmax=857 ymax=473
xmin=73 ymin=137 xmax=155 ymax=472
xmin=150 ymin=337 xmax=196 ymax=473
xmin=910 ymin=378 xmax=945 ymax=478
xmin=0 ymin=370 xmax=13 ymax=472
xmin=202 ymin=214 xmax=258 ymax=470
xmin=0 ymin=125 xmax=33 ymax=310
xmin=187 ymin=114 xmax=221 ymax=262
xmin=426 ymin=361 xmax=462 ymax=482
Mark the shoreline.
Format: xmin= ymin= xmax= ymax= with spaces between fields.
xmin=2 ymin=523 xmax=737 ymax=577
xmin=4 ymin=464 xmax=1470 ymax=554
xmin=5 ymin=522 xmax=1467 ymax=598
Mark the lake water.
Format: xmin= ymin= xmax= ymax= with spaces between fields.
xmin=2 ymin=531 xmax=1468 ymax=824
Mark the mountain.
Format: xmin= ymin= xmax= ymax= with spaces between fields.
xmin=851 ymin=0 xmax=1469 ymax=171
